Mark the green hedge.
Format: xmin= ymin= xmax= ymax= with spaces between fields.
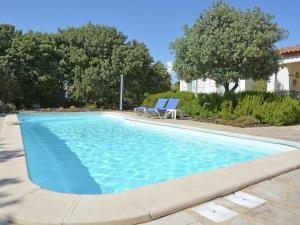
xmin=141 ymin=91 xmax=300 ymax=126
xmin=260 ymin=97 xmax=300 ymax=126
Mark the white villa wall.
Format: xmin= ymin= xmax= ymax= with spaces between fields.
xmin=267 ymin=68 xmax=290 ymax=92
xmin=180 ymin=80 xmax=188 ymax=92
xmin=180 ymin=79 xmax=253 ymax=94
xmin=238 ymin=79 xmax=254 ymax=92
xmin=267 ymin=73 xmax=276 ymax=92
xmin=180 ymin=54 xmax=300 ymax=94
xmin=267 ymin=56 xmax=300 ymax=92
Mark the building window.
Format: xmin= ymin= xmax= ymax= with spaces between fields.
xmin=295 ymin=72 xmax=299 ymax=79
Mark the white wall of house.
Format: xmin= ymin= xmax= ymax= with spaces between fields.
xmin=180 ymin=79 xmax=254 ymax=94
xmin=267 ymin=56 xmax=300 ymax=92
xmin=180 ymin=54 xmax=300 ymax=94
xmin=267 ymin=68 xmax=290 ymax=92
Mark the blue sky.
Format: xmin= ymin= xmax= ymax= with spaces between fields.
xmin=1 ymin=0 xmax=299 ymax=66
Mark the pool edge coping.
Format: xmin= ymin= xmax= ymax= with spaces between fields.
xmin=1 ymin=113 xmax=300 ymax=225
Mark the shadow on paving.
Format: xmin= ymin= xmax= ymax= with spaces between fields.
xmin=0 ymin=215 xmax=14 ymax=225
xmin=0 ymin=149 xmax=24 ymax=163
xmin=0 ymin=178 xmax=22 ymax=209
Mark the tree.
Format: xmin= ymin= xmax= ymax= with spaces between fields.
xmin=59 ymin=24 xmax=170 ymax=108
xmin=114 ymin=42 xmax=171 ymax=106
xmin=5 ymin=32 xmax=65 ymax=107
xmin=171 ymin=81 xmax=180 ymax=92
xmin=0 ymin=24 xmax=20 ymax=103
xmin=123 ymin=41 xmax=153 ymax=106
xmin=58 ymin=24 xmax=127 ymax=107
xmin=0 ymin=23 xmax=171 ymax=108
xmin=170 ymin=1 xmax=287 ymax=93
xmin=147 ymin=61 xmax=171 ymax=94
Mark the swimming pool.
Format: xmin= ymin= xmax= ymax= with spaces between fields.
xmin=18 ymin=112 xmax=296 ymax=194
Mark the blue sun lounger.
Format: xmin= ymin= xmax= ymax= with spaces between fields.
xmin=134 ymin=98 xmax=168 ymax=115
xmin=145 ymin=98 xmax=181 ymax=119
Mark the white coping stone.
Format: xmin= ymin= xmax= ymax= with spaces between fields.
xmin=224 ymin=191 xmax=266 ymax=208
xmin=192 ymin=201 xmax=237 ymax=223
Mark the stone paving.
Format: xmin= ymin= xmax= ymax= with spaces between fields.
xmin=140 ymin=168 xmax=300 ymax=225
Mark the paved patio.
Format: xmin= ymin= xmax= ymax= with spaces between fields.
xmin=140 ymin=168 xmax=300 ymax=225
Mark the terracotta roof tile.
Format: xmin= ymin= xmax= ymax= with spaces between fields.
xmin=279 ymin=45 xmax=300 ymax=55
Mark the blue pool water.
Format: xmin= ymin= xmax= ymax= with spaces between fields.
xmin=18 ymin=112 xmax=296 ymax=194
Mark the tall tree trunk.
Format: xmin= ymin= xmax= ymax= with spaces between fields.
xmin=224 ymin=82 xmax=230 ymax=94
xmin=224 ymin=81 xmax=239 ymax=94
xmin=230 ymin=81 xmax=239 ymax=92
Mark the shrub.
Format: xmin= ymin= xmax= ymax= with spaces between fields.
xmin=197 ymin=93 xmax=225 ymax=111
xmin=19 ymin=103 xmax=26 ymax=110
xmin=0 ymin=100 xmax=6 ymax=113
xmin=142 ymin=91 xmax=300 ymax=126
xmin=86 ymin=103 xmax=98 ymax=110
xmin=233 ymin=116 xmax=260 ymax=127
xmin=260 ymin=97 xmax=300 ymax=126
xmin=252 ymin=80 xmax=267 ymax=92
xmin=6 ymin=103 xmax=17 ymax=112
xmin=185 ymin=99 xmax=214 ymax=118
xmin=218 ymin=100 xmax=235 ymax=120
xmin=234 ymin=95 xmax=264 ymax=118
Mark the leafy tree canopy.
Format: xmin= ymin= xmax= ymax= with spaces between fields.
xmin=0 ymin=23 xmax=171 ymax=108
xmin=58 ymin=24 xmax=170 ymax=108
xmin=170 ymin=1 xmax=287 ymax=93
xmin=5 ymin=31 xmax=64 ymax=107
xmin=0 ymin=24 xmax=21 ymax=103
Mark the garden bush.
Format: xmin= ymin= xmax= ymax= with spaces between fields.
xmin=142 ymin=91 xmax=300 ymax=126
xmin=86 ymin=103 xmax=98 ymax=110
xmin=234 ymin=95 xmax=264 ymax=118
xmin=252 ymin=80 xmax=267 ymax=92
xmin=218 ymin=100 xmax=235 ymax=120
xmin=197 ymin=93 xmax=225 ymax=111
xmin=187 ymin=99 xmax=213 ymax=118
xmin=260 ymin=97 xmax=300 ymax=126
xmin=233 ymin=116 xmax=260 ymax=127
